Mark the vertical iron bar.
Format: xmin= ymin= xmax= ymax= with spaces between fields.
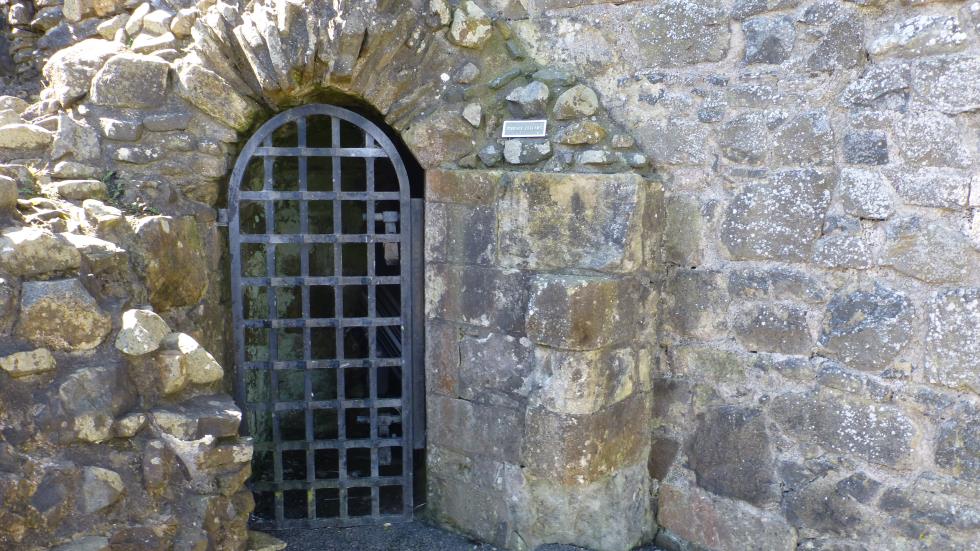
xmin=331 ymin=116 xmax=348 ymax=520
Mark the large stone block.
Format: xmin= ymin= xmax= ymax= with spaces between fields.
xmin=425 ymin=170 xmax=502 ymax=205
xmin=743 ymin=16 xmax=796 ymax=64
xmin=881 ymin=216 xmax=972 ymax=284
xmin=869 ymin=15 xmax=967 ymax=58
xmin=664 ymin=269 xmax=729 ymax=339
xmin=717 ymin=111 xmax=768 ymax=165
xmin=721 ymin=169 xmax=833 ymax=261
xmin=911 ymin=55 xmax=980 ymax=114
xmin=427 ymin=394 xmax=524 ymax=464
xmin=426 ymin=264 xmax=528 ymax=334
xmin=176 ymin=54 xmax=260 ymax=132
xmin=894 ymin=111 xmax=970 ymax=168
xmin=687 ymin=406 xmax=778 ymax=507
xmin=16 ymin=279 xmax=111 ymax=352
xmin=657 ymin=481 xmax=797 ymax=551
xmin=529 ymin=346 xmax=635 ymax=415
xmin=0 ymin=227 xmax=80 ymax=280
xmin=770 ymin=391 xmax=915 ymax=467
xmin=818 ymin=283 xmax=914 ymax=372
xmin=458 ymin=332 xmax=533 ymax=408
xmin=770 ymin=111 xmax=835 ymax=166
xmin=58 ymin=365 xmax=132 ymax=442
xmin=133 ymin=216 xmax=208 ymax=311
xmin=887 ymin=167 xmax=971 ymax=209
xmin=90 ymin=53 xmax=171 ymax=109
xmin=631 ymin=0 xmax=731 ymax=66
xmin=734 ymin=303 xmax=812 ymax=355
xmin=41 ymin=39 xmax=123 ymax=107
xmin=935 ymin=405 xmax=980 ymax=481
xmin=925 ymin=288 xmax=980 ymax=395
xmin=663 ymin=193 xmax=712 ymax=267
xmin=525 ymin=275 xmax=639 ymax=350
xmin=522 ymin=393 xmax=649 ymax=484
xmin=497 ymin=172 xmax=650 ymax=272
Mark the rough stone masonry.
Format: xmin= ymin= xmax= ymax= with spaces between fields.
xmin=0 ymin=0 xmax=978 ymax=551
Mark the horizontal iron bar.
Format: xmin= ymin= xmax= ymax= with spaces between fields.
xmin=248 ymin=514 xmax=410 ymax=530
xmin=243 ymin=359 xmax=403 ymax=370
xmin=253 ymin=146 xmax=389 ymax=158
xmin=239 ymin=191 xmax=401 ymax=201
xmin=238 ymin=234 xmax=401 ymax=244
xmin=251 ymin=477 xmax=406 ymax=491
xmin=242 ymin=317 xmax=402 ymax=328
xmin=248 ymin=397 xmax=404 ymax=411
xmin=241 ymin=276 xmax=402 ymax=287
xmin=254 ymin=437 xmax=404 ymax=451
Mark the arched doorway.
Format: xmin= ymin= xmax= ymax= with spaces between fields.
xmin=228 ymin=105 xmax=422 ymax=528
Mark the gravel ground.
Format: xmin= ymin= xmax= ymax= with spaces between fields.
xmin=265 ymin=521 xmax=665 ymax=551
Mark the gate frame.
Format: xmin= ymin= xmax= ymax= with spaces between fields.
xmin=227 ymin=104 xmax=419 ymax=529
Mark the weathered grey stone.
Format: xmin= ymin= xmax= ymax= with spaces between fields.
xmin=90 ymin=53 xmax=170 ymax=108
xmin=502 ymin=139 xmax=551 ymax=165
xmin=769 ymin=267 xmax=827 ymax=304
xmin=113 ymin=412 xmax=147 ymax=438
xmin=0 ymin=276 xmax=16 ymax=335
xmin=935 ymin=406 xmax=980 ymax=480
xmin=51 ymin=161 xmax=100 ymax=180
xmin=498 ymin=172 xmax=648 ymax=272
xmin=427 ymin=264 xmax=528 ymax=334
xmin=97 ymin=13 xmax=128 ymax=39
xmin=50 ymin=180 xmax=107 ymax=201
xmin=843 ymin=131 xmax=888 ymax=165
xmin=154 ymin=348 xmax=188 ymax=395
xmin=159 ymin=332 xmax=223 ymax=384
xmin=911 ymin=55 xmax=980 ymax=115
xmin=0 ymin=227 xmax=81 ymax=279
xmin=771 ymin=111 xmax=834 ymax=166
xmin=98 ymin=116 xmax=142 ymax=141
xmin=807 ymin=13 xmax=865 ymax=72
xmin=246 ymin=531 xmax=287 ymax=551
xmin=63 ymin=0 xmax=121 ymax=21
xmin=51 ymin=113 xmax=101 ymax=163
xmin=840 ymin=60 xmax=910 ymax=108
xmin=125 ymin=2 xmax=151 ymax=36
xmin=522 ymin=394 xmax=648 ymax=484
xmin=50 ymin=535 xmax=111 ymax=551
xmin=142 ymin=9 xmax=174 ymax=34
xmin=771 ymin=391 xmax=915 ymax=466
xmin=717 ymin=111 xmax=768 ymax=165
xmin=457 ymin=332 xmax=532 ymax=407
xmin=478 ymin=143 xmax=501 ymax=166
xmin=0 ymin=348 xmax=56 ymax=378
xmin=664 ymin=270 xmax=729 ymax=339
xmin=925 ymin=288 xmax=979 ymax=395
xmin=869 ymin=15 xmax=967 ymax=58
xmin=175 ymin=54 xmax=260 ymax=132
xmin=894 ymin=111 xmax=969 ymax=168
xmin=837 ymin=168 xmax=895 ymax=220
xmin=631 ymin=0 xmax=731 ymax=66
xmin=0 ymin=109 xmax=21 ymax=126
xmin=403 ymin=110 xmax=474 ymax=168
xmin=881 ymin=217 xmax=971 ymax=284
xmin=41 ymin=39 xmax=123 ymax=106
xmin=529 ymin=346 xmax=635 ymax=415
xmin=783 ymin=475 xmax=866 ymax=535
xmin=170 ymin=7 xmax=198 ymax=37
xmin=461 ymin=103 xmax=482 ymax=127
xmin=819 ymin=283 xmax=914 ymax=371
xmin=114 ymin=309 xmax=170 ymax=356
xmin=688 ymin=406 xmax=777 ymax=506
xmin=734 ymin=304 xmax=812 ymax=355
xmin=0 ymin=124 xmax=53 ymax=151
xmin=131 ymin=32 xmax=177 ymax=54
xmin=150 ymin=394 xmax=241 ymax=440
xmin=887 ymin=167 xmax=970 ymax=208
xmin=556 ymin=121 xmax=606 ymax=145
xmin=0 ymin=96 xmax=29 ymax=114
xmin=525 ymin=275 xmax=634 ymax=351
xmin=0 ymin=175 xmax=17 ymax=212
xmin=743 ymin=16 xmax=796 ymax=64
xmin=448 ymin=1 xmax=492 ymax=49
xmin=664 ymin=194 xmax=710 ymax=266
xmin=733 ymin=0 xmax=800 ymax=19
xmin=79 ymin=466 xmax=123 ymax=513
xmin=133 ymin=216 xmax=208 ymax=311
xmin=813 ymin=231 xmax=872 ymax=269
xmin=58 ymin=365 xmax=129 ymax=442
xmin=17 ymin=279 xmax=111 ymax=351
xmin=553 ymin=84 xmax=598 ymax=120
xmin=658 ymin=481 xmax=797 ymax=551
xmin=428 ymin=394 xmax=523 ymax=463
xmin=721 ymin=169 xmax=833 ymax=261
xmin=506 ymin=81 xmax=549 ymax=117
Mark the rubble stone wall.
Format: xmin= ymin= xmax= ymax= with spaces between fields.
xmin=0 ymin=0 xmax=977 ymax=550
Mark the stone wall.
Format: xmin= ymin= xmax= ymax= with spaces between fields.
xmin=513 ymin=1 xmax=980 ymax=550
xmin=0 ymin=0 xmax=978 ymax=550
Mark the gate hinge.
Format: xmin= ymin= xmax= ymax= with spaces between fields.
xmin=217 ymin=209 xmax=229 ymax=227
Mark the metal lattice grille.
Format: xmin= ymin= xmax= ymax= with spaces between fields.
xmin=228 ymin=105 xmax=416 ymax=529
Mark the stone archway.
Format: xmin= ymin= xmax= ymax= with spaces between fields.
xmin=0 ymin=1 xmax=663 ymax=550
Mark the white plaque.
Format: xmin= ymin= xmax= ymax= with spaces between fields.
xmin=502 ymin=120 xmax=548 ymax=138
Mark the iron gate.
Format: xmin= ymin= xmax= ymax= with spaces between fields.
xmin=228 ymin=104 xmax=420 ymax=529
